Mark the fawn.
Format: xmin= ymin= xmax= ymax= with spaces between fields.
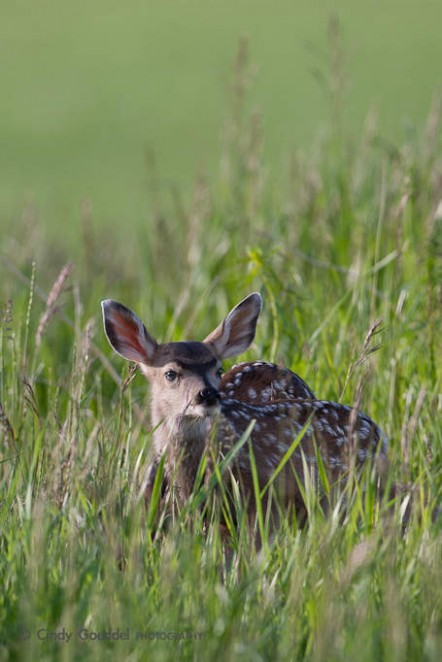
xmin=102 ymin=293 xmax=387 ymax=521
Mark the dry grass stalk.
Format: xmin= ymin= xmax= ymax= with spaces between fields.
xmin=22 ymin=376 xmax=40 ymax=420
xmin=0 ymin=299 xmax=13 ymax=338
xmin=401 ymin=387 xmax=427 ymax=471
xmin=72 ymin=318 xmax=95 ymax=407
xmin=359 ymin=318 xmax=384 ymax=365
xmin=58 ymin=447 xmax=72 ymax=510
xmin=0 ymin=400 xmax=15 ymax=446
xmin=341 ymin=318 xmax=383 ymax=404
xmin=36 ymin=262 xmax=74 ymax=347
xmin=345 ymin=319 xmax=383 ymax=455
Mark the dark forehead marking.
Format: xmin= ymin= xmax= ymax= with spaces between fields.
xmin=155 ymin=341 xmax=217 ymax=367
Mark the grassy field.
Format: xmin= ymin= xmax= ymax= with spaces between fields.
xmin=1 ymin=103 xmax=442 ymax=659
xmin=1 ymin=0 xmax=442 ymax=235
xmin=1 ymin=4 xmax=442 ymax=661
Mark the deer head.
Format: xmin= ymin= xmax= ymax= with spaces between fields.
xmin=101 ymin=293 xmax=262 ymax=432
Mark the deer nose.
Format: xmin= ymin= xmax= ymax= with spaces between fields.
xmin=196 ymin=387 xmax=220 ymax=407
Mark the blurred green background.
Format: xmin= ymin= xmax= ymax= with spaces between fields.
xmin=1 ymin=0 xmax=441 ymax=245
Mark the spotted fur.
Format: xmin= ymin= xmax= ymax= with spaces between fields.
xmin=220 ymin=361 xmax=315 ymax=402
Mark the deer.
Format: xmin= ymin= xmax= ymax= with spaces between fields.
xmin=101 ymin=293 xmax=387 ymax=525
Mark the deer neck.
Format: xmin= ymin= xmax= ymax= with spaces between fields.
xmin=151 ymin=410 xmax=212 ymax=500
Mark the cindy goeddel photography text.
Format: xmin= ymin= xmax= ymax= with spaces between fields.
xmin=16 ymin=626 xmax=204 ymax=643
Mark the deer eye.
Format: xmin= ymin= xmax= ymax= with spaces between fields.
xmin=165 ymin=370 xmax=178 ymax=382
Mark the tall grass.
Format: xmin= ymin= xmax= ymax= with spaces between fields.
xmin=1 ymin=44 xmax=442 ymax=661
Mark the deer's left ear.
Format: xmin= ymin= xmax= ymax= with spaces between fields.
xmin=203 ymin=292 xmax=262 ymax=360
xmin=101 ymin=300 xmax=158 ymax=365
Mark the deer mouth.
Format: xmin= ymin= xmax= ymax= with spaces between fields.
xmin=184 ymin=400 xmax=221 ymax=419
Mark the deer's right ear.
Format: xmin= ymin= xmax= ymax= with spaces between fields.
xmin=101 ymin=300 xmax=158 ymax=365
xmin=203 ymin=292 xmax=262 ymax=360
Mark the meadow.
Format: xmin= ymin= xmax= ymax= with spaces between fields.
xmin=1 ymin=3 xmax=442 ymax=661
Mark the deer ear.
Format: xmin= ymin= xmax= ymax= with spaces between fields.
xmin=203 ymin=292 xmax=262 ymax=360
xmin=101 ymin=300 xmax=158 ymax=365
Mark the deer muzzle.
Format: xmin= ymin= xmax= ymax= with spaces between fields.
xmin=195 ymin=387 xmax=221 ymax=408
